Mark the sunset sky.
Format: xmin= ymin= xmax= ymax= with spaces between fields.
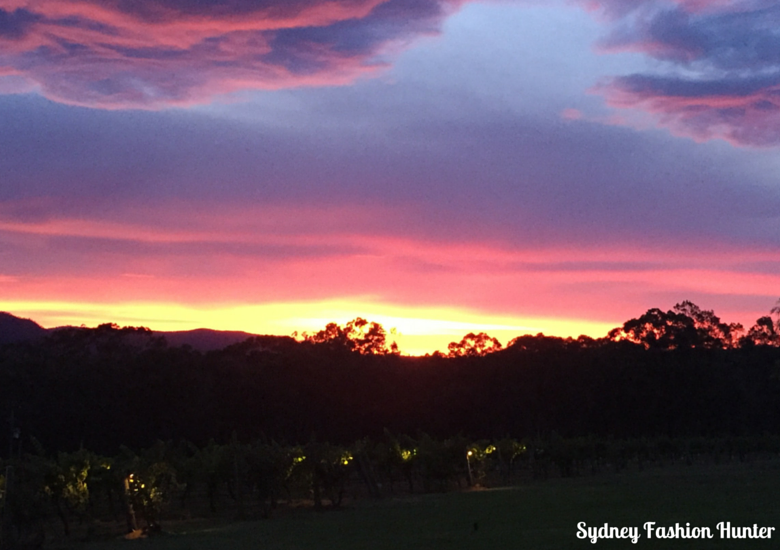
xmin=1 ymin=0 xmax=779 ymax=354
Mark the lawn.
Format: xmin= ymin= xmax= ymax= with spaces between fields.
xmin=80 ymin=460 xmax=780 ymax=550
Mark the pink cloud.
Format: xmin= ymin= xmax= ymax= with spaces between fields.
xmin=581 ymin=0 xmax=780 ymax=146
xmin=0 ymin=0 xmax=465 ymax=108
xmin=580 ymin=0 xmax=754 ymax=19
xmin=1 ymin=199 xmax=779 ymax=331
xmin=597 ymin=74 xmax=780 ymax=146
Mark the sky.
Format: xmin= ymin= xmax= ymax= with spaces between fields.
xmin=1 ymin=0 xmax=779 ymax=354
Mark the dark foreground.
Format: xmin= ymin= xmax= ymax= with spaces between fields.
xmin=74 ymin=459 xmax=780 ymax=550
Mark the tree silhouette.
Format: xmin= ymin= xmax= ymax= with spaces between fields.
xmin=739 ymin=299 xmax=780 ymax=347
xmin=608 ymin=308 xmax=693 ymax=349
xmin=772 ymin=298 xmax=780 ymax=329
xmin=447 ymin=332 xmax=502 ymax=357
xmin=743 ymin=316 xmax=780 ymax=346
xmin=607 ymin=302 xmax=740 ymax=350
xmin=672 ymin=300 xmax=742 ymax=348
xmin=306 ymin=318 xmax=398 ymax=355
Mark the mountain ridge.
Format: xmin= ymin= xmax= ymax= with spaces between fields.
xmin=0 ymin=311 xmax=270 ymax=351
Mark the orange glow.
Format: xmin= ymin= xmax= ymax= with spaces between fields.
xmin=1 ymin=203 xmax=777 ymax=355
xmin=0 ymin=299 xmax=616 ymax=356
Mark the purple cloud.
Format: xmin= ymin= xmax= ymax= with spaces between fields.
xmin=0 ymin=7 xmax=41 ymax=39
xmin=0 ymin=0 xmax=463 ymax=109
xmin=585 ymin=0 xmax=780 ymax=146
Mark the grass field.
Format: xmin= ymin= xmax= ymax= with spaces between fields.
xmin=79 ymin=460 xmax=780 ymax=550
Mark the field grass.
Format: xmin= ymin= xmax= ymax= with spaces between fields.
xmin=79 ymin=460 xmax=780 ymax=550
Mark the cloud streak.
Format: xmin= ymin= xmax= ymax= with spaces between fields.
xmin=1 ymin=199 xmax=779 ymax=328
xmin=584 ymin=0 xmax=780 ymax=146
xmin=0 ymin=0 xmax=463 ymax=108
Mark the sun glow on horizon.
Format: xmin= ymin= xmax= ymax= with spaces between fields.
xmin=0 ymin=299 xmax=617 ymax=356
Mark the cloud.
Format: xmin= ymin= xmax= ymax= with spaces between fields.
xmin=3 ymin=201 xmax=780 ymax=338
xmin=0 ymin=0 xmax=463 ymax=108
xmin=0 ymin=7 xmax=41 ymax=39
xmin=4 ymin=88 xmax=780 ymax=256
xmin=597 ymin=72 xmax=780 ymax=146
xmin=583 ymin=0 xmax=780 ymax=146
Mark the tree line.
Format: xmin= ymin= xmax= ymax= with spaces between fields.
xmin=0 ymin=301 xmax=779 ymax=456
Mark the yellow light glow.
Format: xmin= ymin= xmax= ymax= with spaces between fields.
xmin=0 ymin=299 xmax=617 ymax=356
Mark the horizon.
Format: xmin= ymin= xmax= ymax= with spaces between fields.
xmin=2 ymin=298 xmax=771 ymax=356
xmin=1 ymin=303 xmax=617 ymax=356
xmin=1 ymin=0 xmax=779 ymax=355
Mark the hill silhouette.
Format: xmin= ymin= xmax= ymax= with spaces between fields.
xmin=0 ymin=311 xmax=47 ymax=345
xmin=155 ymin=328 xmax=260 ymax=351
xmin=0 ymin=311 xmax=263 ymax=351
